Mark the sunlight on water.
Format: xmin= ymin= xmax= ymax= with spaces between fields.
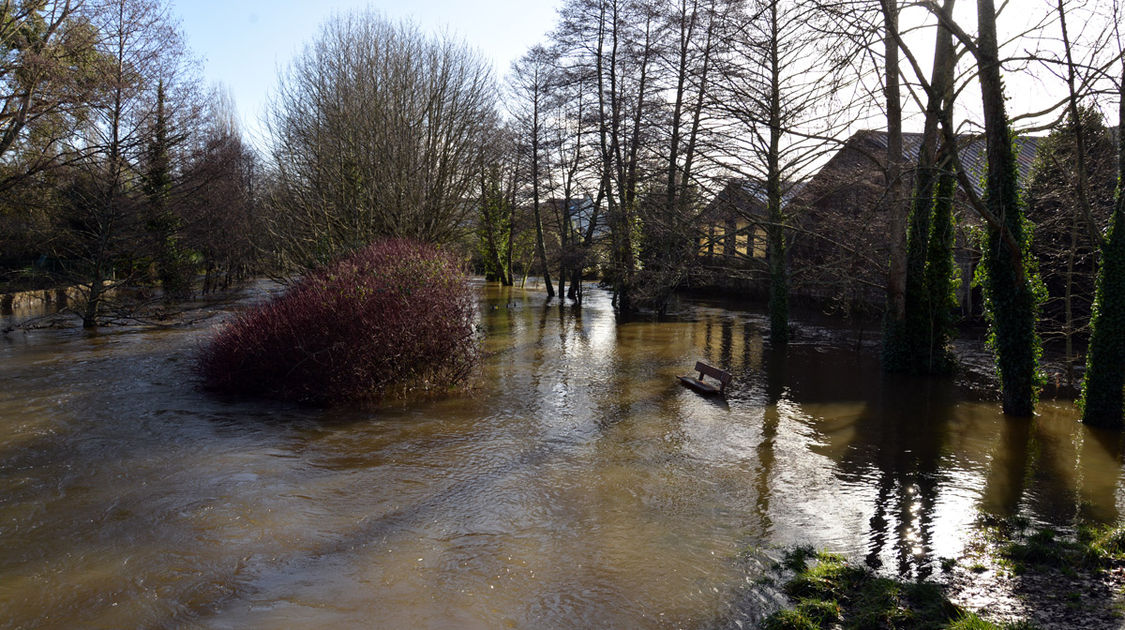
xmin=0 ymin=283 xmax=1122 ymax=628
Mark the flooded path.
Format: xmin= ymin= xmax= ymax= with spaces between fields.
xmin=1 ymin=283 xmax=1123 ymax=628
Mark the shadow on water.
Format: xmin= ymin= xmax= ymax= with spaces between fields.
xmin=832 ymin=374 xmax=956 ymax=579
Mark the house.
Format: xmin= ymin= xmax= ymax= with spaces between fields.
xmin=695 ymin=129 xmax=1043 ymax=313
xmin=789 ymin=129 xmax=1042 ymax=314
xmin=695 ymin=178 xmax=806 ymax=263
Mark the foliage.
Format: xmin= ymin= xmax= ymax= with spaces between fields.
xmin=1079 ymin=523 xmax=1125 ymax=562
xmin=763 ymin=548 xmax=1033 ymax=630
xmin=1024 ymin=108 xmax=1116 ymax=367
xmin=0 ymin=1 xmax=266 ymax=322
xmin=198 ymin=239 xmax=479 ymax=405
xmin=1080 ymin=170 xmax=1125 ymax=428
xmin=975 ymin=137 xmax=1045 ymax=416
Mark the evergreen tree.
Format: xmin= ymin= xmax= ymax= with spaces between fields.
xmin=143 ymin=80 xmax=191 ymax=299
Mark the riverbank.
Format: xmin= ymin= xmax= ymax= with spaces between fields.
xmin=757 ymin=519 xmax=1125 ymax=629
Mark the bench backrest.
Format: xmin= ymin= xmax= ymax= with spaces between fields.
xmin=695 ymin=361 xmax=732 ymax=389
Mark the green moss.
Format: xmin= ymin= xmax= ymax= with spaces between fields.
xmin=992 ymin=520 xmax=1125 ymax=574
xmin=764 ymin=549 xmax=1018 ymax=629
xmin=762 ymin=608 xmax=819 ymax=630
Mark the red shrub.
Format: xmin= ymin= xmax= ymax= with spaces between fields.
xmin=199 ymin=239 xmax=478 ymax=404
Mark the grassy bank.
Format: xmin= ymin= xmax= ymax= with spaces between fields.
xmin=761 ymin=520 xmax=1125 ymax=630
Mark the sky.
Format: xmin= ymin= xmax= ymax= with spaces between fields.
xmin=165 ymin=0 xmax=1119 ymax=156
xmin=167 ymin=0 xmax=564 ymax=146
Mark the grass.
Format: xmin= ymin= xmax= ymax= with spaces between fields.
xmin=987 ymin=517 xmax=1125 ymax=575
xmin=762 ymin=548 xmax=1038 ymax=630
xmin=760 ymin=519 xmax=1125 ymax=629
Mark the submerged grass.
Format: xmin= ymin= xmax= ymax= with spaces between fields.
xmin=984 ymin=515 xmax=1125 ymax=575
xmin=761 ymin=520 xmax=1125 ymax=629
xmin=762 ymin=548 xmax=1037 ymax=630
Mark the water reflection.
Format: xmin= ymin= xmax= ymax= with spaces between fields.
xmin=0 ymin=283 xmax=1121 ymax=628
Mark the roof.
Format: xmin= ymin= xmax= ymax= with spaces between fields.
xmin=702 ymin=178 xmax=807 ymax=221
xmin=734 ymin=178 xmax=808 ymax=207
xmin=848 ymin=129 xmax=1043 ymax=197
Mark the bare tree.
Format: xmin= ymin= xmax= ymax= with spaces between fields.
xmin=715 ymin=0 xmax=852 ymax=342
xmin=510 ymin=45 xmax=557 ymax=300
xmin=543 ymin=56 xmax=599 ymax=302
xmin=0 ymin=0 xmax=98 ymax=192
xmin=555 ymin=0 xmax=664 ymax=312
xmin=633 ymin=0 xmax=736 ymax=313
xmin=179 ymin=87 xmax=261 ymax=294
xmin=51 ymin=0 xmax=191 ymax=327
xmin=475 ymin=120 xmax=519 ymax=286
xmin=264 ymin=11 xmax=496 ymax=270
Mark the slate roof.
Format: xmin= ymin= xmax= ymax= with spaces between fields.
xmin=855 ymin=129 xmax=1043 ymax=195
xmin=702 ymin=178 xmax=807 ymax=222
xmin=734 ymin=179 xmax=808 ymax=207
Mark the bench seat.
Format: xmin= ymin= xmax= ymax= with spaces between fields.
xmin=677 ymin=361 xmax=732 ymax=396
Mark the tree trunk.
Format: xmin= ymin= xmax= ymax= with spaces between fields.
xmin=1080 ymin=57 xmax=1125 ymax=428
xmin=976 ymin=0 xmax=1040 ymax=416
xmin=766 ymin=0 xmax=788 ymax=345
xmin=531 ymin=72 xmax=554 ymax=300
xmin=882 ymin=0 xmax=906 ymax=323
xmin=883 ymin=0 xmax=956 ymax=374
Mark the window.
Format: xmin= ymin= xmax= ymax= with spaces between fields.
xmin=735 ymin=222 xmax=749 ymax=256
xmin=753 ymin=226 xmax=767 ymax=258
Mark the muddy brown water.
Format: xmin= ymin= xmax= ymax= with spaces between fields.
xmin=1 ymin=282 xmax=1122 ymax=628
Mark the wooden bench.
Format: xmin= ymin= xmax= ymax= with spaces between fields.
xmin=677 ymin=361 xmax=732 ymax=396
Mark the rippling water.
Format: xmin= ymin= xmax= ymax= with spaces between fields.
xmin=1 ymin=282 xmax=1122 ymax=628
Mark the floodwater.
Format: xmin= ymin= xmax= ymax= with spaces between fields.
xmin=1 ymin=283 xmax=1122 ymax=629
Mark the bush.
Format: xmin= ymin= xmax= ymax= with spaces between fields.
xmin=199 ymin=238 xmax=478 ymax=404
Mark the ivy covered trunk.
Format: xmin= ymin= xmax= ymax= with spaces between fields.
xmin=921 ymin=154 xmax=958 ymax=373
xmin=1080 ymin=62 xmax=1125 ymax=429
xmin=975 ymin=0 xmax=1041 ymax=416
xmin=1082 ymin=196 xmax=1125 ymax=428
xmin=882 ymin=0 xmax=955 ymax=374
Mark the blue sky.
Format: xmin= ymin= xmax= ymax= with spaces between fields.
xmin=167 ymin=0 xmax=563 ymax=145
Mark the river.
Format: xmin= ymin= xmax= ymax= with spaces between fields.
xmin=1 ymin=282 xmax=1122 ymax=628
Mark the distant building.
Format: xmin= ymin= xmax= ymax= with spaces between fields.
xmin=696 ymin=178 xmax=806 ymax=263
xmin=789 ymin=129 xmax=1041 ymax=313
xmin=692 ymin=129 xmax=1044 ymax=313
